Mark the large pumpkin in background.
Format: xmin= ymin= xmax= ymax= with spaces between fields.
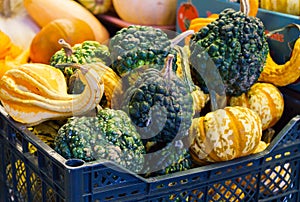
xmin=229 ymin=82 xmax=284 ymax=131
xmin=29 ymin=18 xmax=95 ymax=64
xmin=189 ymin=106 xmax=262 ymax=164
xmin=112 ymin=0 xmax=177 ymax=25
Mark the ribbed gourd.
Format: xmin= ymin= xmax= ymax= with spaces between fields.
xmin=229 ymin=82 xmax=284 ymax=130
xmin=189 ymin=8 xmax=269 ymax=96
xmin=189 ymin=106 xmax=262 ymax=164
xmin=54 ymin=108 xmax=146 ymax=173
xmin=0 ymin=63 xmax=104 ymax=125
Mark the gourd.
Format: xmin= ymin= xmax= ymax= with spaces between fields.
xmin=258 ymin=37 xmax=300 ymax=86
xmin=174 ymin=45 xmax=209 ymax=116
xmin=116 ymin=54 xmax=194 ymax=149
xmin=240 ymin=0 xmax=259 ymax=17
xmin=76 ymin=0 xmax=112 ymax=15
xmin=112 ymin=0 xmax=177 ymax=26
xmin=0 ymin=30 xmax=23 ymax=60
xmin=259 ymin=0 xmax=300 ymax=16
xmin=109 ymin=25 xmax=194 ymax=76
xmin=54 ymin=108 xmax=146 ymax=173
xmin=50 ymin=39 xmax=121 ymax=107
xmin=0 ymin=63 xmax=104 ymax=125
xmin=29 ymin=18 xmax=95 ymax=64
xmin=189 ymin=6 xmax=269 ymax=96
xmin=109 ymin=25 xmax=177 ymax=77
xmin=0 ymin=30 xmax=27 ymax=78
xmin=0 ymin=0 xmax=40 ymax=49
xmin=229 ymin=82 xmax=284 ymax=130
xmin=189 ymin=106 xmax=262 ymax=164
xmin=112 ymin=54 xmax=194 ymax=173
xmin=23 ymin=0 xmax=110 ymax=43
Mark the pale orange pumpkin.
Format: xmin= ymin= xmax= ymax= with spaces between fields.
xmin=189 ymin=106 xmax=262 ymax=164
xmin=229 ymin=82 xmax=284 ymax=130
xmin=29 ymin=18 xmax=95 ymax=64
xmin=112 ymin=0 xmax=177 ymax=26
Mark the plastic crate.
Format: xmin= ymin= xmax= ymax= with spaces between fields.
xmin=0 ymin=87 xmax=300 ymax=202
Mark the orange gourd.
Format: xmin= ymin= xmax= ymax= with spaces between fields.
xmin=0 ymin=30 xmax=29 ymax=78
xmin=189 ymin=106 xmax=262 ymax=164
xmin=23 ymin=0 xmax=109 ymax=43
xmin=229 ymin=82 xmax=284 ymax=130
xmin=29 ymin=18 xmax=95 ymax=64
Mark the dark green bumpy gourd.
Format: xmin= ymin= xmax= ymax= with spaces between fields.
xmin=109 ymin=25 xmax=178 ymax=76
xmin=189 ymin=8 xmax=269 ymax=96
xmin=119 ymin=54 xmax=194 ymax=151
xmin=54 ymin=108 xmax=145 ymax=172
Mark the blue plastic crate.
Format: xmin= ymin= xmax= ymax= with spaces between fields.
xmin=0 ymin=87 xmax=300 ymax=202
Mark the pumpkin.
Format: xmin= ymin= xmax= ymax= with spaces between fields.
xmin=23 ymin=0 xmax=109 ymax=43
xmin=0 ymin=63 xmax=104 ymax=125
xmin=229 ymin=82 xmax=284 ymax=130
xmin=259 ymin=0 xmax=300 ymax=16
xmin=112 ymin=0 xmax=177 ymax=26
xmin=0 ymin=0 xmax=40 ymax=49
xmin=258 ymin=37 xmax=300 ymax=86
xmin=29 ymin=18 xmax=95 ymax=64
xmin=189 ymin=106 xmax=262 ymax=164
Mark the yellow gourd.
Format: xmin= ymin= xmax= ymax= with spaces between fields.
xmin=0 ymin=30 xmax=29 ymax=78
xmin=229 ymin=82 xmax=284 ymax=130
xmin=258 ymin=37 xmax=300 ymax=86
xmin=0 ymin=63 xmax=104 ymax=125
xmin=260 ymin=0 xmax=300 ymax=16
xmin=189 ymin=106 xmax=262 ymax=164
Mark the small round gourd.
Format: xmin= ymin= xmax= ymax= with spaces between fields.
xmin=189 ymin=106 xmax=262 ymax=164
xmin=229 ymin=82 xmax=284 ymax=130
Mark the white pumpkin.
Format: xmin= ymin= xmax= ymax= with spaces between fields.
xmin=112 ymin=0 xmax=177 ymax=26
xmin=0 ymin=0 xmax=40 ymax=49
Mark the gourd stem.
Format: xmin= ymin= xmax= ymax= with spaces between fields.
xmin=171 ymin=30 xmax=194 ymax=47
xmin=58 ymin=39 xmax=73 ymax=57
xmin=162 ymin=54 xmax=174 ymax=82
xmin=0 ymin=0 xmax=11 ymax=17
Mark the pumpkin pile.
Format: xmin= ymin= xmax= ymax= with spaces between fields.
xmin=0 ymin=0 xmax=298 ymax=183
